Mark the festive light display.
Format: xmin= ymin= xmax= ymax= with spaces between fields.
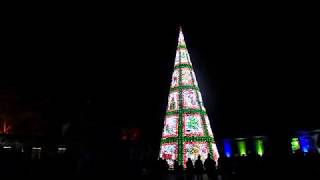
xmin=223 ymin=140 xmax=232 ymax=157
xmin=255 ymin=139 xmax=264 ymax=156
xmin=237 ymin=140 xmax=247 ymax=156
xmin=159 ymin=28 xmax=219 ymax=168
xmin=295 ymin=130 xmax=320 ymax=154
xmin=298 ymin=136 xmax=310 ymax=153
xmin=291 ymin=137 xmax=300 ymax=153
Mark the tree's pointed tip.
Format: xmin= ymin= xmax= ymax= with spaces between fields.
xmin=177 ymin=24 xmax=183 ymax=32
xmin=177 ymin=26 xmax=185 ymax=47
xmin=179 ymin=25 xmax=183 ymax=33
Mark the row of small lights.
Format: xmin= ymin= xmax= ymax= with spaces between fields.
xmin=2 ymin=146 xmax=42 ymax=150
xmin=2 ymin=146 xmax=66 ymax=151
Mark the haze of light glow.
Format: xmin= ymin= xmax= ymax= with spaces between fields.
xmin=238 ymin=141 xmax=246 ymax=156
xmin=223 ymin=140 xmax=232 ymax=157
xmin=255 ymin=139 xmax=264 ymax=156
xmin=291 ymin=138 xmax=300 ymax=153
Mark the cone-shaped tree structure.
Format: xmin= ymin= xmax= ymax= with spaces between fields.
xmin=159 ymin=28 xmax=219 ymax=168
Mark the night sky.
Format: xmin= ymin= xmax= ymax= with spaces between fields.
xmin=2 ymin=5 xmax=320 ymax=143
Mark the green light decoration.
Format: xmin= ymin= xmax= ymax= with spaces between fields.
xmin=238 ymin=141 xmax=247 ymax=156
xmin=291 ymin=137 xmax=300 ymax=153
xmin=187 ymin=117 xmax=199 ymax=129
xmin=255 ymin=139 xmax=264 ymax=156
xmin=159 ymin=27 xmax=219 ymax=168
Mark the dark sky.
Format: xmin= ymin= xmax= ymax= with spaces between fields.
xmin=2 ymin=5 xmax=320 ymax=141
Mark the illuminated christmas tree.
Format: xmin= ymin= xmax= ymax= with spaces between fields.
xmin=159 ymin=28 xmax=219 ymax=168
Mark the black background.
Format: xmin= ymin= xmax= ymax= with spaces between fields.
xmin=2 ymin=3 xmax=320 ymax=145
